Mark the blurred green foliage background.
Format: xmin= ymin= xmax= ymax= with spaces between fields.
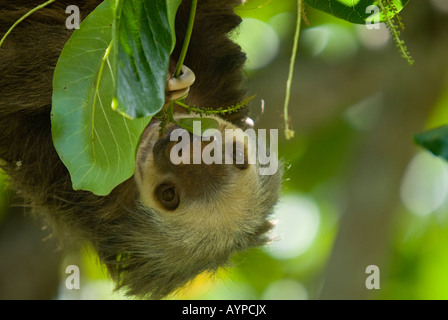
xmin=1 ymin=0 xmax=448 ymax=299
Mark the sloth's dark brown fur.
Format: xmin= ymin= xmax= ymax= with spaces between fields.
xmin=0 ymin=0 xmax=282 ymax=299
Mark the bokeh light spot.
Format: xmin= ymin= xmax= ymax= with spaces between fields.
xmin=233 ymin=18 xmax=280 ymax=70
xmin=301 ymin=24 xmax=358 ymax=63
xmin=266 ymin=194 xmax=320 ymax=259
xmin=431 ymin=0 xmax=448 ymax=13
xmin=261 ymin=279 xmax=308 ymax=300
xmin=355 ymin=23 xmax=391 ymax=50
xmin=400 ymin=152 xmax=448 ymax=216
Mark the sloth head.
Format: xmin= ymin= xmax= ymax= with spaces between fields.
xmin=98 ymin=114 xmax=282 ymax=299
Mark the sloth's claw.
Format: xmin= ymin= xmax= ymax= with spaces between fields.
xmin=167 ymin=65 xmax=195 ymax=91
xmin=165 ymin=65 xmax=195 ymax=103
xmin=168 ymin=87 xmax=190 ymax=101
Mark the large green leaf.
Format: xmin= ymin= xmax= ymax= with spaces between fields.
xmin=112 ymin=0 xmax=182 ymax=118
xmin=304 ymin=0 xmax=409 ymax=24
xmin=52 ymin=0 xmax=182 ymax=196
xmin=415 ymin=126 xmax=448 ymax=162
xmin=52 ymin=0 xmax=151 ymax=196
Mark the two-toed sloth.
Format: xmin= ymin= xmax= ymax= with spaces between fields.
xmin=0 ymin=0 xmax=282 ymax=299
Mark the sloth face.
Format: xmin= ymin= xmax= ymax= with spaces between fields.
xmin=111 ymin=114 xmax=282 ymax=299
xmin=123 ymin=67 xmax=282 ymax=298
xmin=134 ymin=114 xmax=262 ymax=236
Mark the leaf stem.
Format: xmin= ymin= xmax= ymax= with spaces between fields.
xmin=0 ymin=0 xmax=56 ymax=48
xmin=174 ymin=0 xmax=198 ymax=77
xmin=283 ymin=0 xmax=302 ymax=140
xmin=92 ymin=41 xmax=114 ymax=140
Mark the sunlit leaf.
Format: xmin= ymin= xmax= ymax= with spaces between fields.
xmin=51 ymin=0 xmax=151 ymax=196
xmin=304 ymin=0 xmax=409 ymax=24
xmin=52 ymin=0 xmax=182 ymax=195
xmin=112 ymin=0 xmax=182 ymax=118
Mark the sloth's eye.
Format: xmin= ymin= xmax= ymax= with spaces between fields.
xmin=155 ymin=184 xmax=180 ymax=210
xmin=233 ymin=149 xmax=244 ymax=162
xmin=232 ymin=143 xmax=248 ymax=170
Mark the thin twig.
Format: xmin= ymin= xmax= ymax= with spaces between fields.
xmin=283 ymin=0 xmax=302 ymax=140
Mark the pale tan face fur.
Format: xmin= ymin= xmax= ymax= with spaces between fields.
xmin=134 ymin=114 xmax=265 ymax=251
xmin=133 ymin=66 xmax=273 ymax=253
xmin=118 ymin=68 xmax=281 ymax=299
